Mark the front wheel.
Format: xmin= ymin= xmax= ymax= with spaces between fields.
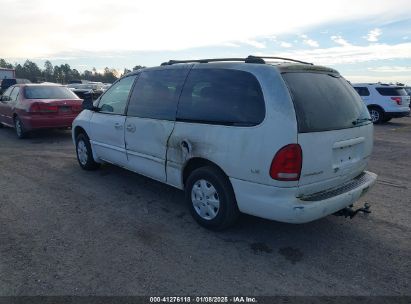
xmin=75 ymin=133 xmax=100 ymax=170
xmin=185 ymin=166 xmax=239 ymax=230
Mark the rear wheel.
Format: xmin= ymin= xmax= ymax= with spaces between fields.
xmin=14 ymin=116 xmax=27 ymax=139
xmin=368 ymin=107 xmax=384 ymax=124
xmin=75 ymin=133 xmax=100 ymax=170
xmin=185 ymin=166 xmax=239 ymax=230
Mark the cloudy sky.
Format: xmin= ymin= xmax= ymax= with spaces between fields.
xmin=1 ymin=0 xmax=411 ymax=83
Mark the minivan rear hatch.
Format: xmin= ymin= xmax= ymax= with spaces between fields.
xmin=281 ymin=67 xmax=373 ymax=196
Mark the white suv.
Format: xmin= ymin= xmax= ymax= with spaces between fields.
xmin=72 ymin=56 xmax=377 ymax=230
xmin=352 ymin=83 xmax=410 ymax=123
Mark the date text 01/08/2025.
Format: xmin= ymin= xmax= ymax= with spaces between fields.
xmin=149 ymin=296 xmax=257 ymax=303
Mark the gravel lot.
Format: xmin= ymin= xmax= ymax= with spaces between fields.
xmin=0 ymin=118 xmax=410 ymax=296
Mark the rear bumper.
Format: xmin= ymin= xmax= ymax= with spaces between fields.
xmin=230 ymin=171 xmax=377 ymax=224
xmin=385 ymin=110 xmax=410 ymax=118
xmin=21 ymin=114 xmax=78 ymax=130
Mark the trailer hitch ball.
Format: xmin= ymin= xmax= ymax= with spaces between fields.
xmin=334 ymin=203 xmax=371 ymax=219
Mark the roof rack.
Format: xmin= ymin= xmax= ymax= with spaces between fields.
xmin=161 ymin=55 xmax=312 ymax=66
xmin=249 ymin=55 xmax=313 ymax=65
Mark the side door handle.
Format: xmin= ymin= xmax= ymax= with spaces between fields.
xmin=126 ymin=123 xmax=136 ymax=133
xmin=114 ymin=123 xmax=123 ymax=130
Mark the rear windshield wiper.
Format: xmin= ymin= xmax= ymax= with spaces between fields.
xmin=352 ymin=118 xmax=372 ymax=125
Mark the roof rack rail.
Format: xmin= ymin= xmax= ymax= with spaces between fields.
xmin=161 ymin=58 xmax=250 ymax=66
xmin=247 ymin=55 xmax=313 ymax=65
xmin=160 ymin=55 xmax=312 ymax=66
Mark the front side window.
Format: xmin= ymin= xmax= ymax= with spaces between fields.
xmin=177 ymin=68 xmax=265 ymax=126
xmin=98 ymin=76 xmax=137 ymax=114
xmin=127 ymin=69 xmax=189 ymax=120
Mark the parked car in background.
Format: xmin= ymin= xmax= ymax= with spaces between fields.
xmin=0 ymin=84 xmax=82 ymax=138
xmin=0 ymin=78 xmax=31 ymax=95
xmin=70 ymin=83 xmax=105 ymax=100
xmin=69 ymin=79 xmax=83 ymax=84
xmin=73 ymin=56 xmax=377 ymax=230
xmin=102 ymin=83 xmax=112 ymax=91
xmin=404 ymin=87 xmax=411 ymax=109
xmin=353 ymin=83 xmax=410 ymax=123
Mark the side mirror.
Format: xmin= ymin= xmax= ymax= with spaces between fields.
xmin=82 ymin=92 xmax=97 ymax=111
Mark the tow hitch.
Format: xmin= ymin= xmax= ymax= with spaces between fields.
xmin=333 ymin=203 xmax=371 ymax=219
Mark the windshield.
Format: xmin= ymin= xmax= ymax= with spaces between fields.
xmin=282 ymin=72 xmax=370 ymax=133
xmin=25 ymin=86 xmax=79 ymax=99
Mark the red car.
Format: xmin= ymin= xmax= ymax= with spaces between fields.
xmin=0 ymin=84 xmax=83 ymax=138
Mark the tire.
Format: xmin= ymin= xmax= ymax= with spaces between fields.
xmin=14 ymin=116 xmax=28 ymax=139
xmin=185 ymin=166 xmax=239 ymax=230
xmin=368 ymin=107 xmax=384 ymax=124
xmin=75 ymin=133 xmax=100 ymax=170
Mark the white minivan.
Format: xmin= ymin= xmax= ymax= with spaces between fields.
xmin=72 ymin=56 xmax=377 ymax=230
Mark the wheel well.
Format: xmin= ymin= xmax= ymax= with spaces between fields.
xmin=182 ymin=158 xmax=227 ymax=186
xmin=367 ymin=104 xmax=385 ymax=113
xmin=74 ymin=126 xmax=87 ymax=139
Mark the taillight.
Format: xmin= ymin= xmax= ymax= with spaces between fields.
xmin=270 ymin=144 xmax=302 ymax=181
xmin=391 ymin=97 xmax=402 ymax=105
xmin=29 ymin=102 xmax=58 ymax=113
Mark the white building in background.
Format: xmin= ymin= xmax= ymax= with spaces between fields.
xmin=0 ymin=67 xmax=15 ymax=79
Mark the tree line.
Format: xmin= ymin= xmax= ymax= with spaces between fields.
xmin=0 ymin=58 xmax=145 ymax=84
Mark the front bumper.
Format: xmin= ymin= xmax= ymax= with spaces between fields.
xmin=230 ymin=171 xmax=377 ymax=224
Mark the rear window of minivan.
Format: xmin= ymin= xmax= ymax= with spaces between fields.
xmin=282 ymin=72 xmax=369 ymax=133
xmin=375 ymin=87 xmax=407 ymax=96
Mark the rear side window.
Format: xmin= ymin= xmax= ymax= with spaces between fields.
xmin=127 ymin=69 xmax=189 ymax=120
xmin=25 ymin=86 xmax=78 ymax=99
xmin=9 ymin=87 xmax=19 ymax=101
xmin=354 ymin=87 xmax=370 ymax=96
xmin=282 ymin=72 xmax=369 ymax=133
xmin=177 ymin=69 xmax=265 ymax=126
xmin=2 ymin=86 xmax=14 ymax=97
xmin=376 ymin=87 xmax=407 ymax=96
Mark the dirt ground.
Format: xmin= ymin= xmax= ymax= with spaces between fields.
xmin=0 ymin=118 xmax=410 ymax=296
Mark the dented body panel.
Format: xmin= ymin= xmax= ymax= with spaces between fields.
xmin=125 ymin=117 xmax=174 ymax=183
